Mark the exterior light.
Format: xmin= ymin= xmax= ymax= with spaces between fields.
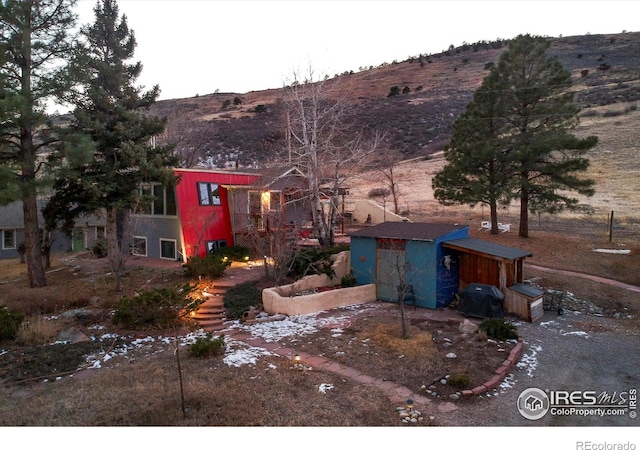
xmin=406 ymin=399 xmax=414 ymax=411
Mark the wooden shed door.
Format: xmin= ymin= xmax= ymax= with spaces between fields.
xmin=376 ymin=239 xmax=406 ymax=302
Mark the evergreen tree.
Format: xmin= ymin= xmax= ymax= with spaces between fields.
xmin=497 ymin=34 xmax=597 ymax=237
xmin=432 ymin=70 xmax=512 ymax=234
xmin=46 ymin=0 xmax=177 ymax=289
xmin=433 ymin=34 xmax=597 ymax=238
xmin=0 ymin=0 xmax=79 ymax=287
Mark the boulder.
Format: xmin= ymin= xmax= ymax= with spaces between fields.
xmin=459 ymin=319 xmax=478 ymax=335
xmin=56 ymin=328 xmax=90 ymax=343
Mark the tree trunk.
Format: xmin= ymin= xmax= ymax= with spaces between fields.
xmin=22 ymin=191 xmax=47 ymax=287
xmin=519 ymin=188 xmax=530 ymax=238
xmin=106 ymin=207 xmax=125 ymax=291
xmin=490 ymin=201 xmax=499 ymax=235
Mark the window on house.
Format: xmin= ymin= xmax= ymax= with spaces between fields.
xmin=270 ymin=191 xmax=281 ymax=211
xmin=139 ymin=184 xmax=153 ymax=214
xmin=2 ymin=230 xmax=16 ymax=250
xmin=96 ymin=226 xmax=106 ymax=239
xmin=197 ymin=182 xmax=221 ymax=206
xmin=160 ymin=239 xmax=176 ymax=260
xmin=138 ymin=184 xmax=176 ymax=216
xmin=132 ymin=236 xmax=147 ymax=257
xmin=205 ymin=240 xmax=227 ymax=254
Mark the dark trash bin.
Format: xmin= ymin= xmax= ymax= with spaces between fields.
xmin=457 ymin=283 xmax=505 ymax=319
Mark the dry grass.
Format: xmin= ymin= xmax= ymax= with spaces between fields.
xmin=0 ymin=347 xmax=402 ymax=426
xmin=360 ymin=322 xmax=436 ymax=358
xmin=16 ymin=315 xmax=59 ymax=346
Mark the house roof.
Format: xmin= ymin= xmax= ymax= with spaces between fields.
xmin=222 ymin=166 xmax=307 ymax=191
xmin=248 ymin=166 xmax=306 ymax=190
xmin=443 ymin=237 xmax=533 ymax=261
xmin=349 ymin=222 xmax=464 ymax=241
xmin=0 ymin=200 xmax=105 ymax=229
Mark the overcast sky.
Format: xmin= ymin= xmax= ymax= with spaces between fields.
xmin=74 ymin=0 xmax=639 ymax=101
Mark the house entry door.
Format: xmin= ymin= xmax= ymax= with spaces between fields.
xmin=375 ymin=239 xmax=406 ymax=302
xmin=72 ymin=228 xmax=85 ymax=252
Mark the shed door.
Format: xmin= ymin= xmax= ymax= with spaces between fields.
xmin=376 ymin=239 xmax=406 ymax=302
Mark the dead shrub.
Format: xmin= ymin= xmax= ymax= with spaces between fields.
xmin=16 ymin=315 xmax=59 ymax=346
xmin=359 ymin=322 xmax=436 ymax=358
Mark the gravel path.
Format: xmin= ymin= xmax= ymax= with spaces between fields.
xmin=435 ymin=310 xmax=640 ymax=426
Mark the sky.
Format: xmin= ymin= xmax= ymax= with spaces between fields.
xmin=72 ymin=0 xmax=639 ymax=102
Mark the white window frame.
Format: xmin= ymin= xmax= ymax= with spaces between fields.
xmin=132 ymin=236 xmax=148 ymax=257
xmin=2 ymin=229 xmax=16 ymax=250
xmin=160 ymin=238 xmax=177 ymax=260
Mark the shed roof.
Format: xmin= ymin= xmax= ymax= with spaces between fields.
xmin=349 ymin=222 xmax=464 ymax=241
xmin=443 ymin=237 xmax=532 ymax=261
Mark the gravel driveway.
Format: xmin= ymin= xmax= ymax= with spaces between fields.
xmin=435 ymin=310 xmax=639 ymax=427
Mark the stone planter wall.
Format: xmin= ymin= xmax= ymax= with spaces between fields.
xmin=263 ymin=283 xmax=377 ymax=316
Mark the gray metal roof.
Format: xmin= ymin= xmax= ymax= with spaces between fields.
xmin=0 ymin=200 xmax=105 ymax=229
xmin=443 ymin=237 xmax=533 ymax=260
xmin=349 ymin=222 xmax=464 ymax=241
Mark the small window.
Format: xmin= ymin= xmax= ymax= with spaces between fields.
xmin=165 ymin=186 xmax=177 ymax=216
xmin=205 ymin=240 xmax=227 ymax=254
xmin=132 ymin=236 xmax=147 ymax=257
xmin=138 ymin=184 xmax=153 ymax=215
xmin=96 ymin=226 xmax=106 ymax=239
xmin=197 ymin=182 xmax=221 ymax=206
xmin=160 ymin=239 xmax=176 ymax=260
xmin=2 ymin=230 xmax=16 ymax=250
xmin=153 ymin=185 xmax=164 ymax=216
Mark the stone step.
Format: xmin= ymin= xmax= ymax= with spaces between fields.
xmin=199 ymin=298 xmax=225 ymax=309
xmin=197 ymin=320 xmax=228 ymax=332
xmin=193 ymin=311 xmax=226 ymax=320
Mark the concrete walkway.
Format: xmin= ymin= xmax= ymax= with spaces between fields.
xmin=527 ymin=263 xmax=640 ymax=293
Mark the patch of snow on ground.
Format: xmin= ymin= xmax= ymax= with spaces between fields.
xmin=517 ymin=344 xmax=542 ymax=377
xmin=230 ymin=316 xmax=320 ymax=342
xmin=539 ymin=320 xmax=557 ymax=327
xmin=561 ymin=330 xmax=590 ymax=339
xmin=319 ymin=383 xmax=334 ymax=394
xmin=499 ymin=373 xmax=516 ymax=392
xmin=223 ymin=340 xmax=275 ymax=367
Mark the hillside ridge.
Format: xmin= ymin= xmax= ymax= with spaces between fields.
xmin=150 ymin=32 xmax=640 ymax=168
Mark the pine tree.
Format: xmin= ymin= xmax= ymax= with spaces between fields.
xmin=1 ymin=0 xmax=79 ymax=287
xmin=46 ymin=0 xmax=177 ymax=289
xmin=432 ymin=70 xmax=512 ymax=234
xmin=496 ymin=34 xmax=597 ymax=237
xmin=433 ymin=34 xmax=597 ymax=238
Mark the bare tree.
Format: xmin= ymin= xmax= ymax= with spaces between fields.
xmin=243 ymin=216 xmax=298 ymax=284
xmin=373 ymin=152 xmax=402 ymax=215
xmin=157 ymin=113 xmax=215 ymax=168
xmin=283 ymin=68 xmax=381 ymax=247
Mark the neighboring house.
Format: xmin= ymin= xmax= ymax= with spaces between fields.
xmin=349 ymin=222 xmax=535 ymax=310
xmin=0 ymin=200 xmax=106 ymax=260
xmin=129 ymin=168 xmax=260 ymax=261
xmin=224 ymin=166 xmax=312 ymax=249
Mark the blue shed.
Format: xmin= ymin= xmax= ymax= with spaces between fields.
xmin=349 ymin=222 xmax=469 ymax=309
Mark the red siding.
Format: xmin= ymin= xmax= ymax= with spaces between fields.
xmin=174 ymin=169 xmax=259 ymax=258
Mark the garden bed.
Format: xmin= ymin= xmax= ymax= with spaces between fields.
xmin=263 ymin=280 xmax=377 ymax=316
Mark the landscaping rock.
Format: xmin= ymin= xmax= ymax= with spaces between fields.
xmin=56 ymin=328 xmax=90 ymax=344
xmin=459 ymin=319 xmax=478 ymax=335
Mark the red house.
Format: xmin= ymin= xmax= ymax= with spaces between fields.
xmin=128 ymin=166 xmax=311 ymax=262
xmin=130 ymin=168 xmax=260 ymax=261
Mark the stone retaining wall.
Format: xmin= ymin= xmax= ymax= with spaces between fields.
xmin=263 ymin=283 xmax=377 ymax=316
xmin=461 ymin=337 xmax=525 ymax=397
